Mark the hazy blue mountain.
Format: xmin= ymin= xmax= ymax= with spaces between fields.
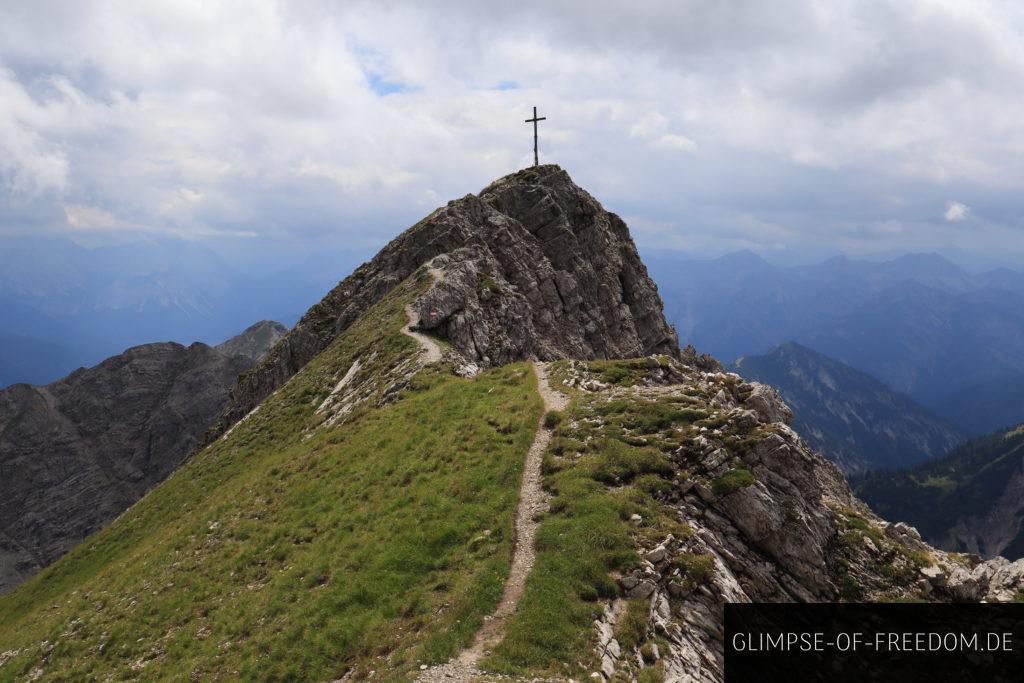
xmin=0 ymin=333 xmax=81 ymax=388
xmin=0 ymin=297 xmax=83 ymax=385
xmin=648 ymin=251 xmax=1024 ymax=434
xmin=733 ymin=342 xmax=965 ymax=473
xmin=802 ymin=283 xmax=1024 ymax=432
xmin=0 ymin=236 xmax=363 ymax=387
xmin=853 ymin=424 xmax=1024 ymax=559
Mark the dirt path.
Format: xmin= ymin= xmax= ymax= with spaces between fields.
xmin=416 ymin=362 xmax=569 ymax=682
xmin=402 ymin=304 xmax=443 ymax=364
xmin=401 ymin=263 xmax=445 ymax=364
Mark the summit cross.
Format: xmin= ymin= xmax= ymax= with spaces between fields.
xmin=525 ymin=106 xmax=546 ymax=167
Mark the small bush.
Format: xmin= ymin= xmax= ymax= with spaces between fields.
xmin=478 ymin=274 xmax=501 ymax=296
xmin=838 ymin=573 xmax=863 ymax=602
xmin=711 ymin=468 xmax=756 ymax=496
xmin=543 ymin=410 xmax=564 ymax=430
xmin=673 ymin=552 xmax=715 ymax=585
xmin=637 ymin=665 xmax=665 ymax=683
xmin=589 ymin=441 xmax=673 ymax=485
xmin=836 ymin=531 xmax=862 ymax=549
xmin=550 ymin=436 xmax=585 ymax=456
xmin=845 ymin=514 xmax=884 ymax=542
xmin=590 ymin=360 xmax=646 ymax=386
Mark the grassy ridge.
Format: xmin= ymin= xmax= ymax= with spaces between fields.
xmin=0 ymin=274 xmax=542 ymax=681
xmin=485 ymin=365 xmax=693 ymax=678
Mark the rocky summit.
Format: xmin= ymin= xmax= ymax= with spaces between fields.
xmin=206 ymin=165 xmax=679 ymax=442
xmin=0 ymin=321 xmax=283 ymax=593
xmin=2 ymin=167 xmax=1024 ymax=682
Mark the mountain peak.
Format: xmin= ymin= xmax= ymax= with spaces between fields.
xmin=206 ymin=167 xmax=680 ymax=442
xmin=216 ymin=320 xmax=287 ymax=361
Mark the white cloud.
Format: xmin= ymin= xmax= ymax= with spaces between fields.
xmin=654 ymin=133 xmax=697 ymax=153
xmin=944 ymin=201 xmax=970 ymax=222
xmin=63 ymin=204 xmax=120 ymax=230
xmin=0 ymin=0 xmax=1022 ymax=259
xmin=0 ymin=69 xmax=70 ymax=194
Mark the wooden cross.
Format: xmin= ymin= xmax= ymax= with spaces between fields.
xmin=525 ymin=106 xmax=546 ymax=167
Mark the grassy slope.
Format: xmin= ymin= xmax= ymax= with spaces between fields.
xmin=0 ymin=272 xmax=542 ymax=681
xmin=485 ymin=360 xmax=698 ymax=679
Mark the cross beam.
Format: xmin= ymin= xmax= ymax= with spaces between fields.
xmin=525 ymin=106 xmax=546 ymax=167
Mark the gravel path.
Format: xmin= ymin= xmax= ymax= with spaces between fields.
xmin=401 ymin=264 xmax=446 ymax=364
xmin=402 ymin=304 xmax=443 ymax=364
xmin=416 ymin=362 xmax=569 ymax=682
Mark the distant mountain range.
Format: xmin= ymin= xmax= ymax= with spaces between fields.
xmin=854 ymin=424 xmax=1024 ymax=559
xmin=648 ymin=251 xmax=1024 ymax=435
xmin=0 ymin=236 xmax=361 ymax=387
xmin=733 ymin=342 xmax=964 ymax=473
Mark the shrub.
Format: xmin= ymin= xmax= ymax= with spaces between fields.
xmin=845 ymin=514 xmax=884 ymax=542
xmin=589 ymin=441 xmax=673 ymax=485
xmin=838 ymin=573 xmax=863 ymax=601
xmin=673 ymin=552 xmax=715 ymax=586
xmin=543 ymin=410 xmax=564 ymax=430
xmin=634 ymin=473 xmax=672 ymax=496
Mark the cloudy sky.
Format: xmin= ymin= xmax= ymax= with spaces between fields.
xmin=3 ymin=0 xmax=1024 ymax=268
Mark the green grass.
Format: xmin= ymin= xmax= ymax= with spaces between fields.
xmin=711 ymin=468 xmax=756 ymax=496
xmin=672 ymin=552 xmax=715 ymax=586
xmin=614 ymin=599 xmax=650 ymax=651
xmin=0 ymin=273 xmax=542 ymax=682
xmin=837 ymin=572 xmax=864 ymax=602
xmin=844 ymin=513 xmax=884 ymax=542
xmin=483 ymin=384 xmax=690 ymax=677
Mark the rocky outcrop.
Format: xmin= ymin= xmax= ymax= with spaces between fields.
xmin=215 ymin=320 xmax=287 ymax=361
xmin=205 ymin=165 xmax=679 ymax=442
xmin=0 ymin=330 xmax=280 ymax=593
xmin=549 ymin=359 xmax=1024 ymax=682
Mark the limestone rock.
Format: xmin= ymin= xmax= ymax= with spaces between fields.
xmin=205 ymin=165 xmax=680 ymax=443
xmin=742 ymin=383 xmax=794 ymax=424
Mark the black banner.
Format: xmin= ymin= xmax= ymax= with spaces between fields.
xmin=725 ymin=603 xmax=1024 ymax=682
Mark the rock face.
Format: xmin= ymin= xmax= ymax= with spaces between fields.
xmin=205 ymin=165 xmax=679 ymax=442
xmin=215 ymin=320 xmax=287 ymax=361
xmin=733 ymin=342 xmax=965 ymax=473
xmin=550 ymin=359 xmax=1024 ymax=682
xmin=0 ymin=328 xmax=282 ymax=593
